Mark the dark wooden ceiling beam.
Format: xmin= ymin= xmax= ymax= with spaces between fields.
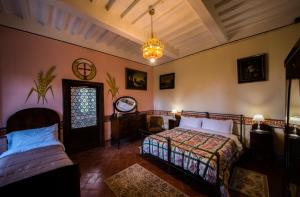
xmin=105 ymin=0 xmax=116 ymax=11
xmin=121 ymin=0 xmax=140 ymax=18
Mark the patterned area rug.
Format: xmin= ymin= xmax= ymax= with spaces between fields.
xmin=229 ymin=167 xmax=269 ymax=197
xmin=105 ymin=163 xmax=188 ymax=197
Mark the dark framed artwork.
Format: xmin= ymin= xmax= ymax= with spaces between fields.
xmin=125 ymin=68 xmax=147 ymax=90
xmin=237 ymin=54 xmax=267 ymax=83
xmin=160 ymin=73 xmax=175 ymax=89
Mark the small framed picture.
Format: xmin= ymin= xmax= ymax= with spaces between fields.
xmin=237 ymin=54 xmax=267 ymax=83
xmin=160 ymin=73 xmax=175 ymax=89
xmin=125 ymin=68 xmax=147 ymax=90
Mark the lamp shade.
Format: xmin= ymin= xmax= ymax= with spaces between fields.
xmin=290 ymin=116 xmax=300 ymax=125
xmin=253 ymin=114 xmax=264 ymax=122
xmin=171 ymin=109 xmax=178 ymax=114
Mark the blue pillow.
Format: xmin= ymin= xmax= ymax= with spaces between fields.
xmin=1 ymin=124 xmax=61 ymax=158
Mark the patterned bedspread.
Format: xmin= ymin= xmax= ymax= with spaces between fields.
xmin=142 ymin=127 xmax=242 ymax=189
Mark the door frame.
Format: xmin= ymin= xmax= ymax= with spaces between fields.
xmin=62 ymin=79 xmax=105 ymax=150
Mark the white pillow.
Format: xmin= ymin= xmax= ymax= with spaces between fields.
xmin=202 ymin=118 xmax=233 ymax=134
xmin=179 ymin=116 xmax=202 ymax=129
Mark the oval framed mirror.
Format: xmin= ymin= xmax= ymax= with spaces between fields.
xmin=114 ymin=96 xmax=137 ymax=113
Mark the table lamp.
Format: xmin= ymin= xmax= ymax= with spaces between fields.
xmin=171 ymin=109 xmax=178 ymax=119
xmin=253 ymin=114 xmax=264 ymax=132
xmin=289 ymin=116 xmax=300 ymax=136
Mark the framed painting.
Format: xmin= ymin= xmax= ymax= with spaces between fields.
xmin=125 ymin=68 xmax=147 ymax=90
xmin=237 ymin=54 xmax=267 ymax=83
xmin=160 ymin=73 xmax=175 ymax=89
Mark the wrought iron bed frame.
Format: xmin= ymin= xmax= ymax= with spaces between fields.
xmin=140 ymin=111 xmax=244 ymax=196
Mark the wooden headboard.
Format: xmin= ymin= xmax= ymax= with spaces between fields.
xmin=6 ymin=108 xmax=60 ymax=135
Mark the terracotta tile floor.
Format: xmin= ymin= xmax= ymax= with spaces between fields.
xmin=70 ymin=140 xmax=285 ymax=197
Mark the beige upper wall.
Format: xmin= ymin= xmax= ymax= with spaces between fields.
xmin=153 ymin=24 xmax=300 ymax=120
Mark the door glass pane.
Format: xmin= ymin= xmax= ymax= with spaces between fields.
xmin=71 ymin=87 xmax=97 ymax=129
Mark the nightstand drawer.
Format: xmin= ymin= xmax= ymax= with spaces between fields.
xmin=168 ymin=119 xmax=178 ymax=130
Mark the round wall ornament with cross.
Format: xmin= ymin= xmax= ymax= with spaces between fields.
xmin=72 ymin=58 xmax=96 ymax=80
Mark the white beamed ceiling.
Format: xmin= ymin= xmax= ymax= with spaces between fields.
xmin=0 ymin=0 xmax=299 ymax=66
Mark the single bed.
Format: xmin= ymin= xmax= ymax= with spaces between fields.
xmin=141 ymin=111 xmax=244 ymax=196
xmin=0 ymin=108 xmax=80 ymax=197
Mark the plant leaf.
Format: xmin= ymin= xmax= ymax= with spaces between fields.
xmin=38 ymin=71 xmax=44 ymax=85
xmin=37 ymin=94 xmax=41 ymax=104
xmin=46 ymin=75 xmax=56 ymax=87
xmin=43 ymin=95 xmax=48 ymax=104
xmin=25 ymin=88 xmax=36 ymax=103
xmin=45 ymin=66 xmax=56 ymax=77
xmin=28 ymin=66 xmax=56 ymax=104
xmin=46 ymin=86 xmax=55 ymax=98
xmin=106 ymin=72 xmax=119 ymax=100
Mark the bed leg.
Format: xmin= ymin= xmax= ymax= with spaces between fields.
xmin=215 ymin=152 xmax=220 ymax=197
xmin=141 ymin=132 xmax=145 ymax=158
xmin=141 ymin=139 xmax=144 ymax=158
xmin=196 ymin=160 xmax=200 ymax=175
xmin=167 ymin=137 xmax=171 ymax=174
xmin=240 ymin=115 xmax=243 ymax=143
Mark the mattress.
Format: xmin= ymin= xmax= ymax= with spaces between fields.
xmin=0 ymin=145 xmax=73 ymax=187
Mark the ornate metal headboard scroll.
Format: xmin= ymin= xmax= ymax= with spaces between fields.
xmin=6 ymin=108 xmax=60 ymax=137
xmin=179 ymin=111 xmax=209 ymax=128
xmin=181 ymin=111 xmax=209 ymax=118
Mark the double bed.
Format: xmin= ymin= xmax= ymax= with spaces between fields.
xmin=141 ymin=111 xmax=244 ymax=196
xmin=0 ymin=108 xmax=80 ymax=196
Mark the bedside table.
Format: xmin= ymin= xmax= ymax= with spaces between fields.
xmin=285 ymin=133 xmax=300 ymax=167
xmin=285 ymin=134 xmax=300 ymax=186
xmin=169 ymin=119 xmax=178 ymax=130
xmin=250 ymin=130 xmax=274 ymax=160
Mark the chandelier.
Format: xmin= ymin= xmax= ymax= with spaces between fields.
xmin=142 ymin=7 xmax=164 ymax=63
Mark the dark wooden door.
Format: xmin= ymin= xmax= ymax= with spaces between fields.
xmin=62 ymin=79 xmax=104 ymax=153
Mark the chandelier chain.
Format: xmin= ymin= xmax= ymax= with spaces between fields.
xmin=151 ymin=12 xmax=153 ymax=38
